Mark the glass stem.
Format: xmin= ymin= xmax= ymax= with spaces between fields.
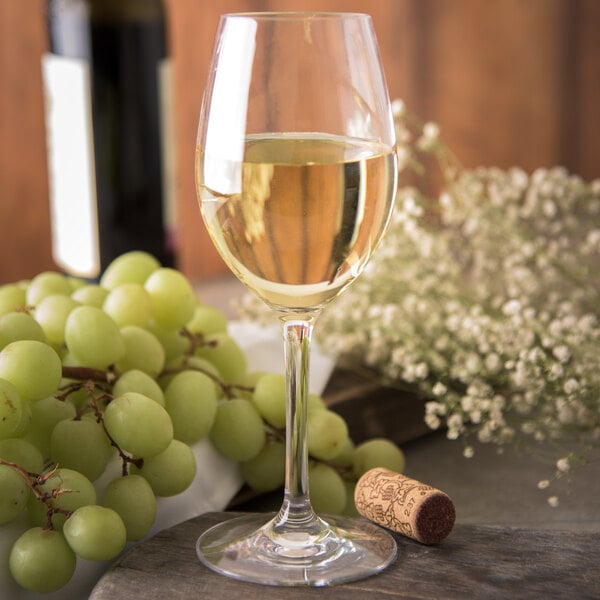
xmin=272 ymin=314 xmax=323 ymax=534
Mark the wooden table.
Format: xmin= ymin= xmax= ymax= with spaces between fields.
xmin=89 ymin=511 xmax=600 ymax=599
xmin=90 ymin=365 xmax=600 ymax=598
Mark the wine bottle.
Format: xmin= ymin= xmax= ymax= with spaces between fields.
xmin=42 ymin=0 xmax=177 ymax=279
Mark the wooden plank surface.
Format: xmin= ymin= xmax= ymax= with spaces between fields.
xmin=89 ymin=511 xmax=600 ymax=599
xmin=323 ymin=367 xmax=430 ymax=446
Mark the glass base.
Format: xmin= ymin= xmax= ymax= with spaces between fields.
xmin=196 ymin=512 xmax=397 ymax=587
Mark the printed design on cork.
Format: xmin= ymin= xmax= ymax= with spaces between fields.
xmin=354 ymin=468 xmax=433 ymax=538
xmin=354 ymin=467 xmax=456 ymax=545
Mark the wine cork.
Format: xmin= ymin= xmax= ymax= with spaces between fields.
xmin=354 ymin=467 xmax=455 ymax=545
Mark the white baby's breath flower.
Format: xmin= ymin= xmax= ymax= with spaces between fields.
xmin=549 ymin=363 xmax=564 ymax=381
xmin=422 ymin=122 xmax=440 ymax=139
xmin=502 ymin=299 xmax=521 ymax=316
xmin=563 ymin=378 xmax=579 ymax=394
xmin=463 ymin=446 xmax=474 ymax=458
xmin=553 ymin=345 xmax=571 ymax=363
xmin=432 ymin=382 xmax=448 ymax=396
xmin=425 ymin=413 xmax=441 ymax=430
xmin=391 ymin=98 xmax=406 ymax=117
xmin=281 ymin=103 xmax=600 ymax=501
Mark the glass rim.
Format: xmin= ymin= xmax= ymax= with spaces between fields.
xmin=220 ymin=11 xmax=372 ymax=21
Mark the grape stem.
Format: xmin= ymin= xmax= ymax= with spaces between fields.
xmin=177 ymin=327 xmax=257 ymax=397
xmin=78 ymin=380 xmax=144 ymax=476
xmin=0 ymin=460 xmax=74 ymax=530
xmin=100 ymin=416 xmax=145 ymax=476
xmin=179 ymin=327 xmax=218 ymax=353
xmin=62 ymin=365 xmax=117 ymax=384
xmin=61 ymin=375 xmax=144 ymax=476
xmin=264 ymin=422 xmax=285 ymax=443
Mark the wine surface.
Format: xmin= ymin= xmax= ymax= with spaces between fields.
xmin=197 ymin=134 xmax=396 ymax=310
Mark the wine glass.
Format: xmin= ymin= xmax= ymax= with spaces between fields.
xmin=194 ymin=12 xmax=398 ymax=586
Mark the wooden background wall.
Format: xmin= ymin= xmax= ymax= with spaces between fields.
xmin=1 ymin=0 xmax=598 ymax=284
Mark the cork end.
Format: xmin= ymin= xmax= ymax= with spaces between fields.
xmin=413 ymin=491 xmax=456 ymax=545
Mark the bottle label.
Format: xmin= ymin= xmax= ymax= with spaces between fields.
xmin=42 ymin=53 xmax=101 ymax=278
xmin=158 ymin=58 xmax=178 ymax=248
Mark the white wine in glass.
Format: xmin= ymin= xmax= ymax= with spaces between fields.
xmin=195 ymin=12 xmax=398 ymax=586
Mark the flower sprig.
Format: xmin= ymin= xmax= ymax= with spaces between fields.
xmin=239 ymin=100 xmax=600 ymax=504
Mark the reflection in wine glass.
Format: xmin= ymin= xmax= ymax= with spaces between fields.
xmin=195 ymin=12 xmax=398 ymax=586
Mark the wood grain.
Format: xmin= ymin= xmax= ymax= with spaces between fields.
xmin=0 ymin=0 xmax=54 ymax=283
xmin=324 ymin=367 xmax=431 ymax=445
xmin=89 ymin=511 xmax=600 ymax=599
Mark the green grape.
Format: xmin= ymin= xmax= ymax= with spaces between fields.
xmin=210 ymin=398 xmax=265 ymax=462
xmin=0 ymin=284 xmax=26 ymax=316
xmin=308 ymin=462 xmax=347 ymax=515
xmin=235 ymin=370 xmax=267 ymax=401
xmin=186 ymin=355 xmax=224 ymax=381
xmin=103 ymin=392 xmax=173 ymax=458
xmin=0 ymin=340 xmax=62 ymax=401
xmin=327 ymin=436 xmax=355 ymax=468
xmin=9 ymin=527 xmax=76 ymax=593
xmin=11 ymin=397 xmax=32 ymax=437
xmin=58 ymin=374 xmax=90 ymax=410
xmin=343 ymin=480 xmax=360 ymax=517
xmin=161 ymin=354 xmax=222 ymax=390
xmin=240 ymin=370 xmax=267 ymax=390
xmin=145 ymin=322 xmax=188 ymax=361
xmin=23 ymin=395 xmax=76 ymax=458
xmin=102 ymin=474 xmax=157 ymax=541
xmin=71 ymin=283 xmax=109 ymax=307
xmin=0 ymin=377 xmax=25 ymax=439
xmin=240 ymin=440 xmax=285 ymax=493
xmin=0 ymin=464 xmax=30 ymax=524
xmin=100 ymin=250 xmax=161 ymax=289
xmin=132 ymin=438 xmax=196 ymax=497
xmin=186 ymin=304 xmax=228 ymax=337
xmin=66 ymin=276 xmax=86 ymax=291
xmin=0 ymin=437 xmax=44 ymax=473
xmin=34 ymin=294 xmax=79 ymax=346
xmin=27 ymin=467 xmax=97 ymax=530
xmin=0 ymin=311 xmax=46 ymax=350
xmin=252 ymin=372 xmax=286 ymax=428
xmin=113 ymin=369 xmax=165 ymax=406
xmin=103 ymin=283 xmax=153 ymax=327
xmin=115 ymin=325 xmax=165 ymax=378
xmin=352 ymin=438 xmax=406 ymax=479
xmin=50 ymin=418 xmax=112 ymax=482
xmin=307 ymin=409 xmax=350 ymax=461
xmin=194 ymin=333 xmax=247 ymax=385
xmin=164 ymin=370 xmax=218 ymax=444
xmin=25 ymin=272 xmax=72 ymax=307
xmin=144 ymin=268 xmax=197 ymax=330
xmin=308 ymin=392 xmax=327 ymax=411
xmin=65 ymin=305 xmax=125 ymax=369
xmin=63 ymin=505 xmax=126 ymax=561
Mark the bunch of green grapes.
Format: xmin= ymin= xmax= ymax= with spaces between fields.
xmin=0 ymin=251 xmax=405 ymax=594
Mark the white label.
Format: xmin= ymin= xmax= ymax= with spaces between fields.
xmin=158 ymin=58 xmax=178 ymax=238
xmin=42 ymin=53 xmax=100 ymax=278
